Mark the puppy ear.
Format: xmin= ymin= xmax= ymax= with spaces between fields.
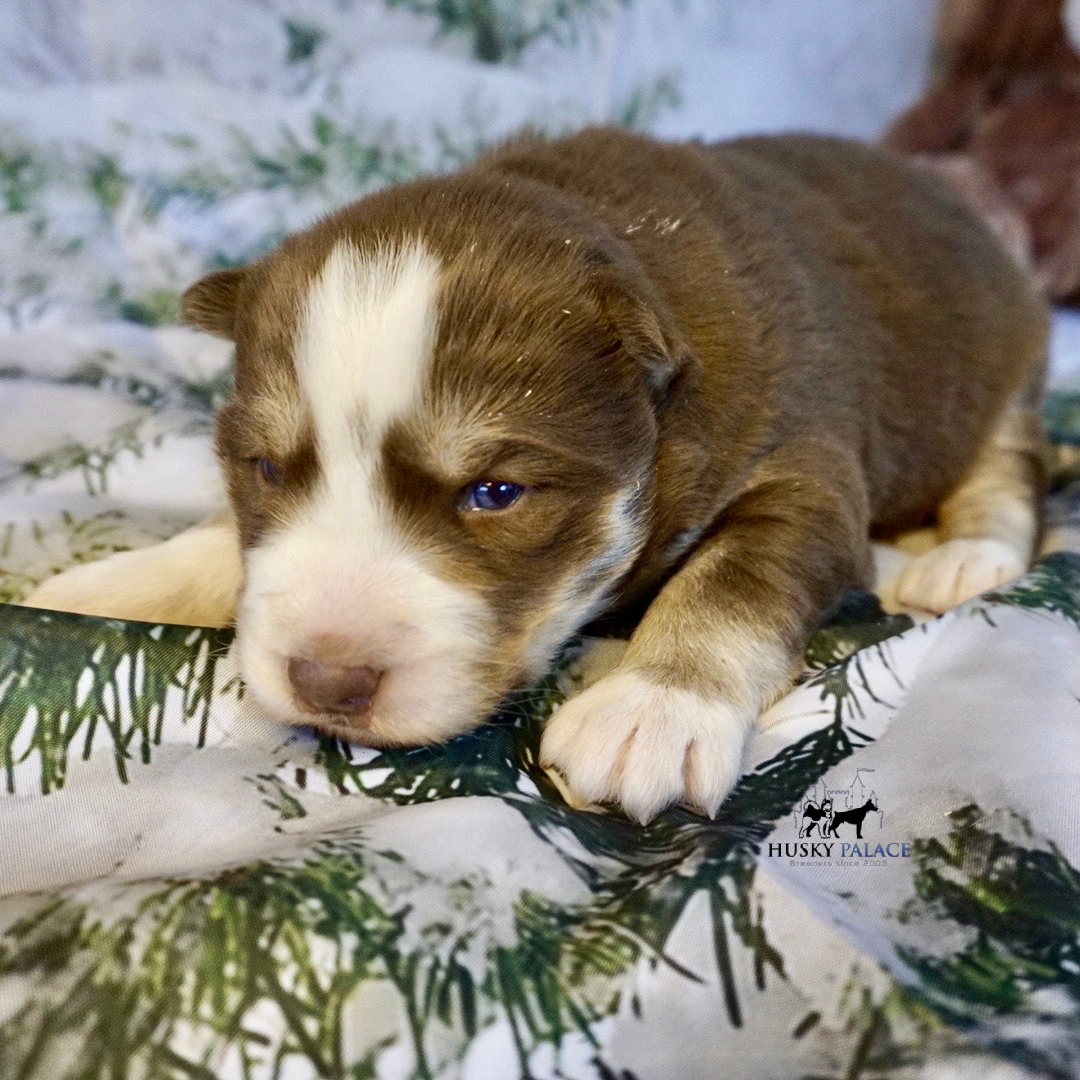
xmin=181 ymin=266 xmax=247 ymax=340
xmin=596 ymin=276 xmax=694 ymax=403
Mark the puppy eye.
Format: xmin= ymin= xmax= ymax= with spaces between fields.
xmin=462 ymin=480 xmax=524 ymax=511
xmin=254 ymin=456 xmax=284 ymax=485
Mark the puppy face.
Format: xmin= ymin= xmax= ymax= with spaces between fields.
xmin=188 ymin=181 xmax=682 ymax=745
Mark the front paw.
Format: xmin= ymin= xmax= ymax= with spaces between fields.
xmin=540 ymin=669 xmax=753 ymax=823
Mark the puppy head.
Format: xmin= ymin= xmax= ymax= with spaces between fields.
xmin=185 ymin=177 xmax=689 ymax=745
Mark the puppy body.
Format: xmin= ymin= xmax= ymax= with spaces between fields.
xmin=25 ymin=130 xmax=1048 ymax=821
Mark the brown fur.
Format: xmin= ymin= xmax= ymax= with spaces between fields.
xmin=25 ymin=128 xmax=1049 ymax=816
xmin=204 ymin=128 xmax=1046 ymax=697
xmin=207 ymin=132 xmax=1038 ymax=695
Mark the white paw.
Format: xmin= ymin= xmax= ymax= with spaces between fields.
xmin=540 ymin=668 xmax=752 ymax=823
xmin=895 ymin=537 xmax=1026 ymax=614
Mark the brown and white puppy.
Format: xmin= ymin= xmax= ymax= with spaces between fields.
xmin=25 ymin=129 xmax=1049 ymax=822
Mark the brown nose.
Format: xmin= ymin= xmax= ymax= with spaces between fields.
xmin=287 ymin=658 xmax=382 ymax=716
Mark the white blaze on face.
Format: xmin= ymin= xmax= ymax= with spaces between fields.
xmin=236 ymin=239 xmax=495 ymax=744
xmin=299 ymin=239 xmax=440 ymax=466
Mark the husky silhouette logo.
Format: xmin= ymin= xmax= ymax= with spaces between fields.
xmin=796 ymin=768 xmax=883 ymax=837
xmin=823 ymin=798 xmax=879 ymax=838
xmin=768 ymin=769 xmax=909 ymax=864
xmin=798 ymin=798 xmax=832 ymax=837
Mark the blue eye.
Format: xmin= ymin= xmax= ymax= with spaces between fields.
xmin=255 ymin=456 xmax=283 ymax=485
xmin=464 ymin=480 xmax=524 ymax=511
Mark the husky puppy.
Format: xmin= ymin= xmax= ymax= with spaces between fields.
xmin=26 ymin=130 xmax=1048 ymax=822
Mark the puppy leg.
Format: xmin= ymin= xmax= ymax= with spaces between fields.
xmin=895 ymin=401 xmax=1047 ymax=614
xmin=22 ymin=510 xmax=241 ymax=627
xmin=574 ymin=637 xmax=630 ymax=691
xmin=541 ymin=439 xmax=873 ymax=823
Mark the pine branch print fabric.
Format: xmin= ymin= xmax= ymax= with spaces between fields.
xmin=2 ymin=2 xmax=1080 ymax=1077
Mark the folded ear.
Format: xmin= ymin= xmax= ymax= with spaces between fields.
xmin=180 ymin=265 xmax=247 ymax=340
xmin=594 ymin=272 xmax=695 ymax=403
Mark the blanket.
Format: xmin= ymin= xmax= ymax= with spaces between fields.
xmin=3 ymin=3 xmax=1080 ymax=1077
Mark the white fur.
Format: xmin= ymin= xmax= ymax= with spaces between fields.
xmin=237 ymin=238 xmax=500 ymax=743
xmin=541 ymin=668 xmax=753 ymax=823
xmin=23 ymin=513 xmax=240 ymax=627
xmin=299 ymin=238 xmax=441 ymax=458
xmin=238 ymin=530 xmax=494 ymax=743
xmin=543 ymin=618 xmax=791 ymax=820
xmin=519 ymin=483 xmax=647 ymax=677
xmin=895 ymin=537 xmax=1026 ymax=614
